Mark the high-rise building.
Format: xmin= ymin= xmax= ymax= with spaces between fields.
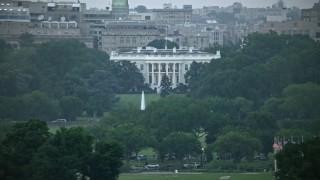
xmin=112 ymin=0 xmax=129 ymax=20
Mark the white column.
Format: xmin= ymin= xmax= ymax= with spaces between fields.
xmin=179 ymin=63 xmax=182 ymax=84
xmin=166 ymin=63 xmax=168 ymax=76
xmin=152 ymin=63 xmax=154 ymax=85
xmin=173 ymin=63 xmax=176 ymax=86
xmin=146 ymin=63 xmax=149 ymax=84
xmin=158 ymin=63 xmax=161 ymax=86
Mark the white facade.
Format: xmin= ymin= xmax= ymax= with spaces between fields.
xmin=110 ymin=47 xmax=221 ymax=91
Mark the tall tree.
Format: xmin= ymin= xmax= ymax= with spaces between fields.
xmin=162 ymin=132 xmax=201 ymax=160
xmin=184 ymin=61 xmax=207 ymax=95
xmin=30 ymin=127 xmax=123 ymax=180
xmin=214 ymin=131 xmax=261 ymax=164
xmin=106 ymin=123 xmax=151 ymax=164
xmin=160 ymin=74 xmax=172 ymax=97
xmin=0 ymin=119 xmax=50 ymax=180
xmin=18 ymin=32 xmax=34 ymax=48
xmin=282 ymin=82 xmax=320 ymax=119
xmin=275 ymin=138 xmax=320 ymax=180
xmin=59 ymin=96 xmax=83 ymax=121
xmin=134 ymin=5 xmax=147 ymax=13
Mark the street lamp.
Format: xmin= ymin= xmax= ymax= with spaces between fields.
xmin=200 ymin=147 xmax=204 ymax=167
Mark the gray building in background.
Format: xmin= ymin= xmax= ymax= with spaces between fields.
xmin=100 ymin=21 xmax=160 ymax=53
xmin=112 ymin=0 xmax=129 ymax=20
xmin=0 ymin=0 xmax=93 ymax=49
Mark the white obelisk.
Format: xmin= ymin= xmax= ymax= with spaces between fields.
xmin=141 ymin=91 xmax=145 ymax=110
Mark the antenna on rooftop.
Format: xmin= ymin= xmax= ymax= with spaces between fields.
xmin=37 ymin=14 xmax=44 ymax=21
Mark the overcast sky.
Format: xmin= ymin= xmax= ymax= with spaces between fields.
xmin=78 ymin=0 xmax=319 ymax=9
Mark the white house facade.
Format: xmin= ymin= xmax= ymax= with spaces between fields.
xmin=110 ymin=47 xmax=221 ymax=91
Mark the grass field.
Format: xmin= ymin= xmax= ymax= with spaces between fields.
xmin=114 ymin=93 xmax=160 ymax=109
xmin=119 ymin=172 xmax=275 ymax=180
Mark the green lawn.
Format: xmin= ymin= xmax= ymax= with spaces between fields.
xmin=114 ymin=93 xmax=160 ymax=109
xmin=119 ymin=172 xmax=275 ymax=180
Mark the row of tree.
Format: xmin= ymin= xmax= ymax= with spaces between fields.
xmin=0 ymin=38 xmax=148 ymax=121
xmin=86 ymin=33 xmax=320 ymax=170
xmin=0 ymin=120 xmax=123 ymax=180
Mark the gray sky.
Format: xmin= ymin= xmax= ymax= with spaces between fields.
xmin=79 ymin=0 xmax=319 ymax=9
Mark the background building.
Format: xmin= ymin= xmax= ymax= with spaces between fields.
xmin=153 ymin=5 xmax=192 ymax=25
xmin=301 ymin=0 xmax=320 ymax=22
xmin=112 ymin=0 xmax=129 ymax=20
xmin=0 ymin=0 xmax=92 ymax=49
xmin=100 ymin=21 xmax=160 ymax=53
xmin=257 ymin=20 xmax=320 ymax=42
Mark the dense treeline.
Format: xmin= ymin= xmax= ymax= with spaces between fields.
xmin=0 ymin=120 xmax=123 ymax=180
xmin=89 ymin=33 xmax=320 ymax=171
xmin=1 ymin=33 xmax=320 ymax=178
xmin=0 ymin=39 xmax=146 ymax=121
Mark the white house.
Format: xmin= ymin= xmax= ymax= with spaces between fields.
xmin=110 ymin=46 xmax=221 ymax=91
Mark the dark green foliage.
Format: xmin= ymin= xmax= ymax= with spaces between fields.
xmin=275 ymin=138 xmax=320 ymax=180
xmin=87 ymin=141 xmax=123 ymax=180
xmin=189 ymin=33 xmax=320 ymax=108
xmin=18 ymin=32 xmax=35 ymax=48
xmin=184 ymin=61 xmax=207 ymax=95
xmin=162 ymin=132 xmax=201 ymax=160
xmin=0 ymin=39 xmax=146 ymax=121
xmin=0 ymin=120 xmax=123 ymax=180
xmin=214 ymin=131 xmax=262 ymax=164
xmin=134 ymin=5 xmax=147 ymax=13
xmin=105 ymin=123 xmax=150 ymax=164
xmin=160 ymin=74 xmax=172 ymax=97
xmin=0 ymin=39 xmax=12 ymax=62
xmin=0 ymin=119 xmax=49 ymax=180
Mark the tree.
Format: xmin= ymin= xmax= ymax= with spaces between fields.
xmin=59 ymin=96 xmax=83 ymax=121
xmin=87 ymin=141 xmax=123 ymax=180
xmin=21 ymin=91 xmax=60 ymax=121
xmin=134 ymin=5 xmax=147 ymax=13
xmin=18 ymin=32 xmax=34 ymax=48
xmin=246 ymin=111 xmax=278 ymax=155
xmin=214 ymin=131 xmax=261 ymax=164
xmin=0 ymin=39 xmax=12 ymax=62
xmin=108 ymin=60 xmax=145 ymax=93
xmin=275 ymin=137 xmax=320 ymax=180
xmin=160 ymin=74 xmax=172 ymax=97
xmin=106 ymin=123 xmax=151 ymax=164
xmin=162 ymin=132 xmax=201 ymax=161
xmin=184 ymin=61 xmax=207 ymax=95
xmin=281 ymin=82 xmax=320 ymax=119
xmin=30 ymin=127 xmax=123 ymax=180
xmin=0 ymin=119 xmax=50 ymax=180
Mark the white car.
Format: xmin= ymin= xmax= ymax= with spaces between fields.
xmin=52 ymin=119 xmax=67 ymax=123
xmin=145 ymin=164 xmax=159 ymax=170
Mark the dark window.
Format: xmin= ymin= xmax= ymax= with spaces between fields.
xmin=316 ymin=32 xmax=320 ymax=38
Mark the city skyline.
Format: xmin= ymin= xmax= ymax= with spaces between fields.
xmin=79 ymin=0 xmax=319 ymax=9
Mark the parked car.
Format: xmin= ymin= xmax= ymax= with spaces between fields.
xmin=145 ymin=164 xmax=159 ymax=170
xmin=182 ymin=162 xmax=201 ymax=169
xmin=254 ymin=155 xmax=269 ymax=161
xmin=164 ymin=154 xmax=176 ymax=160
xmin=52 ymin=119 xmax=67 ymax=123
xmin=137 ymin=155 xmax=147 ymax=160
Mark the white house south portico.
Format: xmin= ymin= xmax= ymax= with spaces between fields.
xmin=110 ymin=47 xmax=221 ymax=91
